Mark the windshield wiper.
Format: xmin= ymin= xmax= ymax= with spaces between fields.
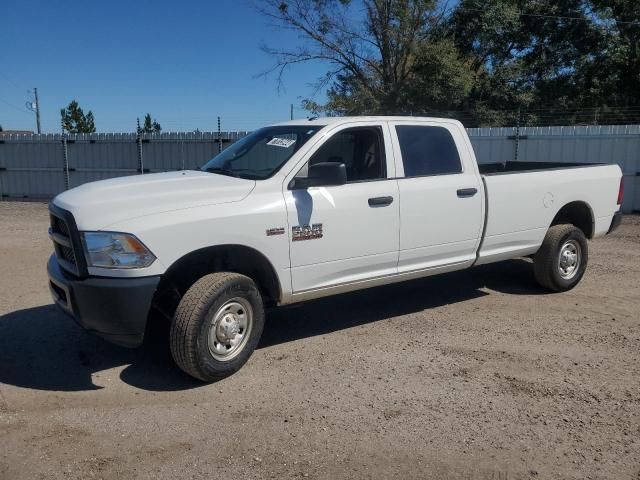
xmin=227 ymin=168 xmax=274 ymax=180
xmin=203 ymin=166 xmax=273 ymax=180
xmin=203 ymin=167 xmax=239 ymax=178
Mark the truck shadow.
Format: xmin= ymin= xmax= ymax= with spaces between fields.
xmin=260 ymin=258 xmax=542 ymax=347
xmin=0 ymin=305 xmax=199 ymax=393
xmin=0 ymin=259 xmax=542 ymax=393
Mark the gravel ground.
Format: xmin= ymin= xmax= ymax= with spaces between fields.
xmin=0 ymin=201 xmax=639 ymax=480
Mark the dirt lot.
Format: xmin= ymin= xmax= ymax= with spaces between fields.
xmin=0 ymin=201 xmax=639 ymax=480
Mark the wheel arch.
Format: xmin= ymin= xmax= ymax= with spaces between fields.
xmin=154 ymin=244 xmax=282 ymax=314
xmin=550 ymin=201 xmax=595 ymax=239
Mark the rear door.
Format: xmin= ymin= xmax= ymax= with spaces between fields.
xmin=389 ymin=121 xmax=483 ymax=272
xmin=284 ymin=122 xmax=400 ymax=294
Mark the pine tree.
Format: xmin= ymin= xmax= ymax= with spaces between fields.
xmin=60 ymin=100 xmax=96 ymax=133
xmin=142 ymin=113 xmax=161 ymax=133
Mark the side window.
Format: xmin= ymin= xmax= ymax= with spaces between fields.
xmin=395 ymin=125 xmax=462 ymax=177
xmin=307 ymin=127 xmax=386 ymax=182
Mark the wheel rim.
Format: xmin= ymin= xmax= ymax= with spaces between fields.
xmin=558 ymin=239 xmax=581 ymax=280
xmin=208 ymin=297 xmax=253 ymax=361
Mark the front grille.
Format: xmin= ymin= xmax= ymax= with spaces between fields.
xmin=59 ymin=245 xmax=77 ymax=265
xmin=51 ymin=215 xmax=70 ymax=237
xmin=49 ymin=207 xmax=83 ymax=276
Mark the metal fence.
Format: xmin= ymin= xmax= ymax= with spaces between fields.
xmin=0 ymin=131 xmax=248 ymax=199
xmin=469 ymin=125 xmax=639 ymax=212
xmin=0 ymin=125 xmax=638 ymax=212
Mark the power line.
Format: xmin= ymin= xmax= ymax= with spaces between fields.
xmin=0 ymin=63 xmax=32 ymax=88
xmin=0 ymin=72 xmax=25 ymax=90
xmin=452 ymin=6 xmax=640 ymax=27
xmin=0 ymin=98 xmax=31 ymax=115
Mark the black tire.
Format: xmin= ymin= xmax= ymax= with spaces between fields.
xmin=534 ymin=224 xmax=588 ymax=292
xmin=170 ymin=272 xmax=265 ymax=381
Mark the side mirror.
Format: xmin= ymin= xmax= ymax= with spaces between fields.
xmin=289 ymin=162 xmax=347 ymax=189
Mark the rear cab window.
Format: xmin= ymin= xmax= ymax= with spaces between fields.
xmin=394 ymin=125 xmax=462 ymax=177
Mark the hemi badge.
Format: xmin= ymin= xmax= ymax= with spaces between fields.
xmin=266 ymin=227 xmax=285 ymax=236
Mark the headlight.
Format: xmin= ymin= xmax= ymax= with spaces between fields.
xmin=82 ymin=232 xmax=156 ymax=269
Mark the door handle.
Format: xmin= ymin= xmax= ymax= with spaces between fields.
xmin=457 ymin=188 xmax=478 ymax=198
xmin=368 ymin=196 xmax=394 ymax=207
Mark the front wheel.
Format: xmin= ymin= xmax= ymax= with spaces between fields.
xmin=534 ymin=224 xmax=589 ymax=292
xmin=170 ymin=272 xmax=265 ymax=381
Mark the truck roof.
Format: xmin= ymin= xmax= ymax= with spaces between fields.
xmin=270 ymin=116 xmax=463 ymax=127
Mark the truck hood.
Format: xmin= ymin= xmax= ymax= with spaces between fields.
xmin=53 ymin=170 xmax=256 ymax=230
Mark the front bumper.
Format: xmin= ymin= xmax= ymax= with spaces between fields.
xmin=607 ymin=211 xmax=623 ymax=234
xmin=47 ymin=255 xmax=160 ymax=348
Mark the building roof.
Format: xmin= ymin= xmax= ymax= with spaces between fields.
xmin=0 ymin=129 xmax=35 ymax=135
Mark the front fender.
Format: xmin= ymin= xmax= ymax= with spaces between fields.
xmin=105 ymin=191 xmax=293 ymax=301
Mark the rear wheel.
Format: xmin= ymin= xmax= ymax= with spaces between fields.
xmin=170 ymin=272 xmax=265 ymax=381
xmin=534 ymin=224 xmax=588 ymax=292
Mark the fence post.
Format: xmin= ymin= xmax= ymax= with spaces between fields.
xmin=514 ymin=107 xmax=522 ymax=163
xmin=136 ymin=117 xmax=144 ymax=174
xmin=180 ymin=132 xmax=185 ymax=171
xmin=61 ymin=121 xmax=70 ymax=190
xmin=0 ymin=139 xmax=4 ymax=200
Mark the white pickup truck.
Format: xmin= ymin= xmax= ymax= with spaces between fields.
xmin=47 ymin=116 xmax=624 ymax=381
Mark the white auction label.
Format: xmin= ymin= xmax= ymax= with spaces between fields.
xmin=267 ymin=137 xmax=296 ymax=148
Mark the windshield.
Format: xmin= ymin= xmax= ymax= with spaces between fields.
xmin=201 ymin=125 xmax=323 ymax=180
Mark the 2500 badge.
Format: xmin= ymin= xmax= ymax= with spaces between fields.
xmin=292 ymin=224 xmax=323 ymax=242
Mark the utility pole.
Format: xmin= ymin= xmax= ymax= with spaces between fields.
xmin=290 ymin=103 xmax=294 ymax=120
xmin=217 ymin=116 xmax=222 ymax=153
xmin=34 ymin=88 xmax=41 ymax=134
xmin=26 ymin=88 xmax=42 ymax=133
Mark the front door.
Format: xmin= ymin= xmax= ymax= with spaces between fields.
xmin=284 ymin=123 xmax=400 ymax=294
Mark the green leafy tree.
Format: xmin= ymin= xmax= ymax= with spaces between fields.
xmin=141 ymin=113 xmax=162 ymax=133
xmin=259 ymin=0 xmax=453 ymax=115
xmin=262 ymin=0 xmax=640 ymax=126
xmin=578 ymin=0 xmax=640 ymax=117
xmin=448 ymin=0 xmax=605 ymax=125
xmin=60 ymin=100 xmax=96 ymax=133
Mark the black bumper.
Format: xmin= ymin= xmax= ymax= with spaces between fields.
xmin=47 ymin=255 xmax=160 ymax=348
xmin=607 ymin=212 xmax=623 ymax=234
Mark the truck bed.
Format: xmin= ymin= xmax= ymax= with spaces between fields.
xmin=475 ymin=162 xmax=621 ymax=266
xmin=479 ymin=161 xmax=603 ymax=175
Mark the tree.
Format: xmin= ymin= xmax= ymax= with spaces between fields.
xmin=60 ymin=100 xmax=96 ymax=133
xmin=259 ymin=0 xmax=455 ymax=115
xmin=261 ymin=0 xmax=640 ymax=126
xmin=141 ymin=113 xmax=161 ymax=133
xmin=447 ymin=0 xmax=640 ymax=125
xmin=448 ymin=0 xmax=606 ymax=125
xmin=580 ymin=0 xmax=640 ymax=118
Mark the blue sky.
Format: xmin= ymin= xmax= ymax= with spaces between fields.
xmin=0 ymin=0 xmax=330 ymax=133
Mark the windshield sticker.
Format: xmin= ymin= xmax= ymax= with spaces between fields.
xmin=267 ymin=137 xmax=296 ymax=148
